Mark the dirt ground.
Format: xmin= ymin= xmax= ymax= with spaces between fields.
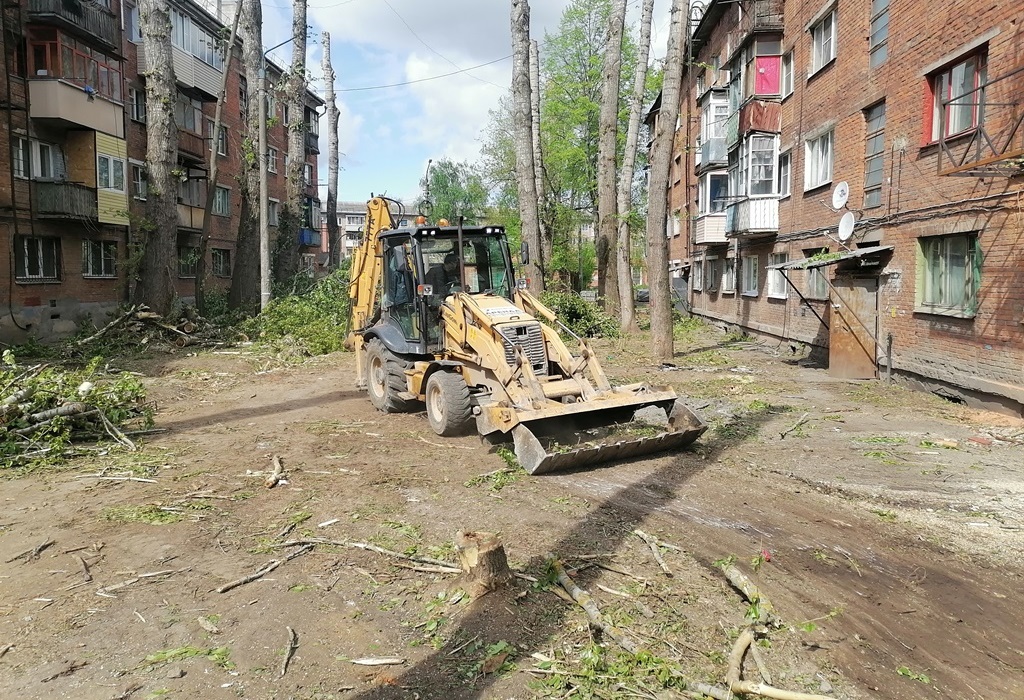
xmin=2 ymin=324 xmax=1022 ymax=700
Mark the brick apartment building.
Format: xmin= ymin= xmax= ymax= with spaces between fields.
xmin=1 ymin=0 xmax=322 ymax=341
xmin=665 ymin=0 xmax=1024 ymax=414
xmin=320 ymin=200 xmax=417 ymax=264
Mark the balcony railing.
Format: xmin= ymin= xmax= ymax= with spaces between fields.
xmin=27 ymin=0 xmax=120 ymax=52
xmin=694 ymin=213 xmax=727 ymax=245
xmin=727 ymin=0 xmax=784 ymax=58
xmin=725 ymin=112 xmax=740 ymax=149
xmin=32 ymin=181 xmax=98 ymax=219
xmin=699 ymin=138 xmax=727 ymax=167
xmin=305 ymin=131 xmax=320 ymax=155
xmin=725 ymin=197 xmax=779 ymax=237
xmin=178 ymin=130 xmax=207 ymax=159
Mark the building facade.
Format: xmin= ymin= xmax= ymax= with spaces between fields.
xmin=1 ymin=0 xmax=322 ymax=341
xmin=674 ymin=0 xmax=1024 ymax=414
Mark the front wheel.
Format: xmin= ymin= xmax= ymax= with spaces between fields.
xmin=424 ymin=371 xmax=474 ymax=437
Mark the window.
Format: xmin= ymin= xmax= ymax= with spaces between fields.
xmin=745 ymin=38 xmax=782 ymax=97
xmin=741 ymin=255 xmax=759 ymax=295
xmin=178 ymin=246 xmax=198 ymax=278
xmin=212 ymin=248 xmax=231 ymax=277
xmin=730 ymin=134 xmax=779 ymax=199
xmin=239 ymin=76 xmax=248 ymax=116
xmin=804 ymin=249 xmax=830 ymax=299
xmin=810 ymin=10 xmax=837 ymax=74
xmin=698 ymin=173 xmax=728 ymax=214
xmin=27 ymin=30 xmax=122 ymax=101
xmin=917 ymin=233 xmax=979 ymax=316
xmin=12 ymin=136 xmax=29 ymax=179
xmin=282 ymin=104 xmax=290 ymax=126
xmin=307 ymin=109 xmax=319 ymax=135
xmin=268 ymin=199 xmax=279 ymax=226
xmin=804 ymin=130 xmax=833 ymax=190
xmin=692 ymin=258 xmax=704 ymax=292
xmin=706 ymin=258 xmax=720 ymax=291
xmin=126 ymin=4 xmax=142 ymax=43
xmin=781 ymin=51 xmax=794 ymax=97
xmin=170 ymin=9 xmax=224 ymax=69
xmin=346 ymin=214 xmax=365 ymax=226
xmin=82 ymin=240 xmax=117 ymax=278
xmin=699 ymin=95 xmax=729 ymax=143
xmin=97 ymin=155 xmax=125 ymax=192
xmin=722 ymin=258 xmax=736 ymax=293
xmin=36 ymin=143 xmax=54 ymax=179
xmin=929 ymin=54 xmax=986 ymax=141
xmin=179 ymin=178 xmax=202 ymax=206
xmin=213 ymin=186 xmax=230 ymax=216
xmin=869 ymin=0 xmax=890 ymax=68
xmin=128 ymin=88 xmax=147 ymax=123
xmin=303 ymin=163 xmax=313 ymax=187
xmin=767 ymin=253 xmax=788 ymax=298
xmin=268 ymin=147 xmax=278 ymax=173
xmin=217 ymin=126 xmax=228 ymax=155
xmin=15 ymin=236 xmax=60 ymax=281
xmin=863 ymin=103 xmax=886 ymax=208
xmin=778 ymin=151 xmax=791 ymax=197
xmin=130 ymin=162 xmax=147 ymax=200
xmin=175 ymin=94 xmax=203 ymax=133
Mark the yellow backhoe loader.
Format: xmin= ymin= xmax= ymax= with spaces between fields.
xmin=345 ymin=197 xmax=705 ymax=474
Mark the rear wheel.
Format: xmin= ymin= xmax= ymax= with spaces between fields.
xmin=425 ymin=371 xmax=474 ymax=437
xmin=365 ymin=338 xmax=417 ymax=413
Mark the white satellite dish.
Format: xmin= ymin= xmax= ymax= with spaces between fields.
xmin=837 ymin=211 xmax=856 ymax=242
xmin=832 ymin=181 xmax=850 ymax=209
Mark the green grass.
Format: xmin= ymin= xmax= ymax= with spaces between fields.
xmin=145 ymin=645 xmax=234 ymax=670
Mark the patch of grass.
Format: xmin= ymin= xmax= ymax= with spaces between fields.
xmin=681 ymin=349 xmax=731 ymax=367
xmin=672 ymin=315 xmax=705 ymax=341
xmin=465 ymin=447 xmax=524 ymax=492
xmin=863 ymin=450 xmax=901 ymax=465
xmin=102 ymin=505 xmax=185 ymax=525
xmin=896 ymin=666 xmax=931 ymax=683
xmin=870 ymin=508 xmax=897 ymax=522
xmin=858 ymin=435 xmax=907 ymax=445
xmin=145 ymin=645 xmax=234 ymax=670
xmin=289 ymin=584 xmax=315 ymax=593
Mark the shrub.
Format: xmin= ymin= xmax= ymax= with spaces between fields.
xmin=242 ymin=268 xmax=351 ymax=355
xmin=539 ymin=291 xmax=621 ymax=339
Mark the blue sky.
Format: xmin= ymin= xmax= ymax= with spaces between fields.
xmin=259 ymin=0 xmax=672 ymax=206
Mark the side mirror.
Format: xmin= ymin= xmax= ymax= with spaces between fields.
xmin=520 ymin=241 xmax=529 ymax=266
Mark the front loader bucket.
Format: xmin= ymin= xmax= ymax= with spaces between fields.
xmin=511 ymin=400 xmax=706 ymax=475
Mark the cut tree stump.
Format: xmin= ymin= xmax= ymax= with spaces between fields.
xmin=454 ymin=531 xmax=513 ymax=597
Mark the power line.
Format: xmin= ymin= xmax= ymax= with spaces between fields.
xmin=332 ymin=55 xmax=511 ymax=93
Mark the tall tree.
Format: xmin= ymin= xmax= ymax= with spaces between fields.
xmin=229 ymin=0 xmax=262 ymax=313
xmin=323 ymin=31 xmax=340 ymax=267
xmin=277 ymin=0 xmax=309 ymax=285
xmin=528 ymin=39 xmax=551 ymax=276
xmin=135 ymin=0 xmax=179 ymax=315
xmin=615 ymin=0 xmax=655 ymax=331
xmin=195 ymin=2 xmax=242 ymax=314
xmin=510 ymin=0 xmax=543 ymax=293
xmin=596 ymin=0 xmax=626 ymax=313
xmin=416 ymin=159 xmax=488 ymax=225
xmin=646 ymin=0 xmax=687 ymax=362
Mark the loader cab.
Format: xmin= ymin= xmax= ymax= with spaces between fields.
xmin=375 ymin=226 xmax=516 ymax=355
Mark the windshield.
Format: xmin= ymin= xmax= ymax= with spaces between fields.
xmin=419 ymin=234 xmax=512 ymax=298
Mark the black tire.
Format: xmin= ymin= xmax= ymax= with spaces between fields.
xmin=365 ymin=338 xmax=417 ymax=413
xmin=424 ymin=371 xmax=474 ymax=437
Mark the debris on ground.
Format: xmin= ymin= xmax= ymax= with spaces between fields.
xmin=73 ymin=304 xmax=240 ymax=355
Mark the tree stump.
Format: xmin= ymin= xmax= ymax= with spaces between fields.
xmin=455 ymin=531 xmax=513 ymax=597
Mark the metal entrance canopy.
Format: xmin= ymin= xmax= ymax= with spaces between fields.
xmin=766 ymin=245 xmax=894 ymax=271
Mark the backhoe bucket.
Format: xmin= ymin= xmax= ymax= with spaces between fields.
xmin=510 ymin=398 xmax=706 ymax=475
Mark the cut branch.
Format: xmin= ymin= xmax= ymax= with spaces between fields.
xmin=633 ymin=529 xmax=672 ymax=576
xmin=727 ymin=627 xmax=837 ymax=700
xmin=780 ymin=413 xmax=810 ymax=439
xmin=721 ymin=564 xmax=778 ymax=624
xmin=215 ymin=544 xmax=314 ymax=593
xmin=549 ymin=556 xmax=639 ymax=654
xmin=280 ymin=626 xmax=298 ymax=677
xmin=265 ymin=455 xmax=285 ymax=488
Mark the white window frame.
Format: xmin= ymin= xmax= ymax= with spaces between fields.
xmin=213 ymin=186 xmax=230 ymax=216
xmin=268 ymin=147 xmax=278 ymax=173
xmin=82 ymin=239 xmax=117 ymax=278
xmin=778 ymin=150 xmax=792 ymax=197
xmin=128 ymin=87 xmax=146 ymax=123
xmin=130 ymin=160 xmax=147 ymax=200
xmin=303 ymin=163 xmax=313 ymax=187
xmin=125 ymin=4 xmax=142 ymax=43
xmin=698 ymin=171 xmax=729 ymax=215
xmin=722 ymin=258 xmax=736 ymax=294
xmin=804 ymin=130 xmax=833 ymax=190
xmin=706 ymin=257 xmax=720 ymax=292
xmin=810 ymin=9 xmax=837 ymax=75
xmin=268 ymin=199 xmax=280 ymax=227
xmin=807 ymin=267 xmax=829 ymax=300
xmin=212 ymin=248 xmax=231 ymax=278
xmin=767 ymin=253 xmax=789 ymax=298
xmin=741 ymin=255 xmax=759 ymax=296
xmin=97 ymin=154 xmax=126 ymax=193
xmin=12 ymin=135 xmax=29 ymax=179
xmin=13 ymin=137 xmax=57 ymax=179
xmin=15 ymin=236 xmax=61 ymax=282
xmin=692 ymin=258 xmax=704 ymax=292
xmin=781 ymin=51 xmax=794 ymax=97
xmin=917 ymin=233 xmax=979 ymax=317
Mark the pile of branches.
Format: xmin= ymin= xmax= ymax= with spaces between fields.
xmin=1 ymin=352 xmax=154 ymax=467
xmin=74 ymin=304 xmax=235 ymax=353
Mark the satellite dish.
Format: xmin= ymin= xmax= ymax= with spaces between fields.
xmin=837 ymin=211 xmax=856 ymax=242
xmin=832 ymin=181 xmax=850 ymax=209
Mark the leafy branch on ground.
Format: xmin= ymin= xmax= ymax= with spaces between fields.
xmin=540 ymin=291 xmax=621 ymax=339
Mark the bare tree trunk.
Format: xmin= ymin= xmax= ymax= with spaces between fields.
xmin=596 ymin=0 xmax=626 ymax=314
xmin=195 ymin=2 xmax=242 ymax=314
xmin=510 ymin=0 xmax=543 ymax=293
xmin=646 ymin=0 xmax=687 ymax=363
xmin=529 ymin=39 xmax=551 ymax=278
xmin=135 ymin=0 xmax=179 ymax=316
xmin=323 ymin=31 xmax=340 ymax=268
xmin=278 ymin=0 xmax=308 ymax=285
xmin=229 ymin=0 xmax=262 ymax=314
xmin=616 ymin=0 xmax=654 ymax=332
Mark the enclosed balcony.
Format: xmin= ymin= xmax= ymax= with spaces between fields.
xmin=28 ymin=80 xmax=124 ymax=138
xmin=177 ymin=130 xmax=207 ymax=160
xmin=139 ymin=44 xmax=223 ymax=99
xmin=32 ymin=182 xmax=98 ymax=220
xmin=299 ymin=228 xmax=322 ymax=247
xmin=694 ymin=214 xmax=727 ymax=245
xmin=726 ymin=197 xmax=778 ymax=238
xmin=28 ymin=0 xmax=120 ymax=53
xmin=305 ymin=131 xmax=320 ymax=155
xmin=699 ymin=138 xmax=727 ymax=167
xmin=178 ymin=203 xmax=205 ymax=231
xmin=726 ymin=0 xmax=784 ymax=59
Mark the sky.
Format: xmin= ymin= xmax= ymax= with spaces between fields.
xmin=256 ymin=0 xmax=673 ymax=206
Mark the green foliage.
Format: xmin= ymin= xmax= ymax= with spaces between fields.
xmin=416 ymin=158 xmax=489 ymax=224
xmin=896 ymin=666 xmax=931 ymax=683
xmin=465 ymin=447 xmax=524 ymax=492
xmin=145 ymin=645 xmax=234 ymax=670
xmin=539 ymin=291 xmax=620 ymax=338
xmin=242 ymin=266 xmax=351 ymax=355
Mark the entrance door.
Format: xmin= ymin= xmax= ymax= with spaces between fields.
xmin=829 ymin=276 xmax=878 ymax=379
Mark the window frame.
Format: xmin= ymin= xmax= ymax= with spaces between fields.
xmin=212 ymin=186 xmax=231 ymax=216
xmin=697 ymin=171 xmax=729 ymax=215
xmin=778 ymin=150 xmax=792 ymax=198
xmin=741 ymin=255 xmax=759 ymax=296
xmin=781 ymin=51 xmax=794 ymax=97
xmin=863 ymin=102 xmax=886 ymax=209
xmin=268 ymin=199 xmax=280 ymax=227
xmin=722 ymin=258 xmax=736 ymax=294
xmin=268 ymin=147 xmax=278 ymax=174
xmin=928 ymin=53 xmax=986 ymax=142
xmin=82 ymin=239 xmax=117 ymax=278
xmin=177 ymin=246 xmax=199 ymax=279
xmin=692 ymin=257 xmax=704 ymax=292
xmin=916 ymin=233 xmax=980 ymax=317
xmin=130 ymin=161 xmax=147 ymax=200
xmin=809 ymin=9 xmax=837 ymax=76
xmin=12 ymin=135 xmax=29 ymax=179
xmin=804 ymin=129 xmax=834 ymax=190
xmin=767 ymin=252 xmax=789 ymax=299
xmin=15 ymin=236 xmax=61 ymax=282
xmin=869 ymin=0 xmax=890 ymax=68
xmin=212 ymin=248 xmax=231 ymax=278
xmin=128 ymin=87 xmax=147 ymax=123
xmin=97 ymin=154 xmax=126 ymax=193
xmin=706 ymin=257 xmax=720 ymax=292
